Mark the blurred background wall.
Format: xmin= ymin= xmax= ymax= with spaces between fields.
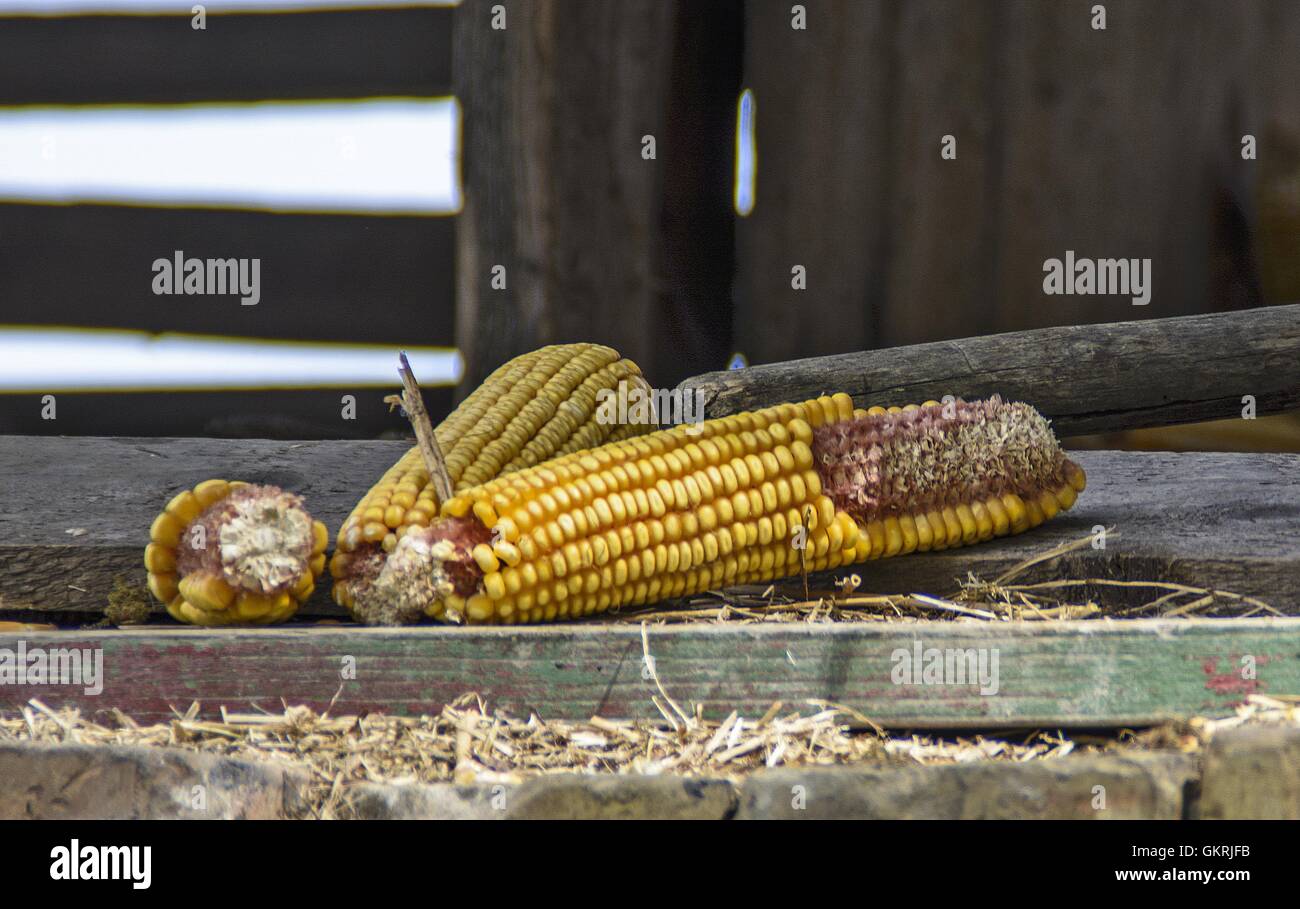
xmin=1 ymin=0 xmax=1297 ymax=447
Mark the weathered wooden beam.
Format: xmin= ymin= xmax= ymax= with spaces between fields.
xmin=1 ymin=440 xmax=1297 ymax=618
xmin=679 ymin=305 xmax=1300 ymax=436
xmin=5 ymin=618 xmax=1299 ymax=728
xmin=0 ymin=8 xmax=452 ymax=105
xmin=0 ymin=437 xmax=410 ymax=617
xmin=735 ymin=0 xmax=890 ymax=363
xmin=452 ymin=0 xmax=678 ymax=390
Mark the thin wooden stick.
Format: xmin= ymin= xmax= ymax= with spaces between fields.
xmin=397 ymin=351 xmax=453 ymax=502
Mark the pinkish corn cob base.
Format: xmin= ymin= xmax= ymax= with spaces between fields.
xmin=816 ymin=396 xmax=1080 ymax=529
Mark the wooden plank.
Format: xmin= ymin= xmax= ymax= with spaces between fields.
xmin=1 ymin=442 xmax=1297 ymax=617
xmin=0 ymin=436 xmax=410 ymax=617
xmin=0 ymin=388 xmax=454 ymax=441
xmin=455 ymin=0 xmax=709 ymax=390
xmin=0 ymin=8 xmax=452 ymax=105
xmin=678 ymin=304 xmax=1300 ymax=436
xmin=734 ymin=1 xmax=1300 ymax=355
xmin=735 ymin=0 xmax=887 ymax=364
xmin=0 ymin=204 xmax=454 ymax=344
xmin=5 ymin=618 xmax=1300 ymax=728
xmin=990 ymin=0 xmax=1275 ymax=326
xmin=875 ymin=1 xmax=1003 ymax=348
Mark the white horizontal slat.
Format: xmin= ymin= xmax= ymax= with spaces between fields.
xmin=0 ymin=328 xmax=461 ymax=391
xmin=0 ymin=98 xmax=459 ymax=214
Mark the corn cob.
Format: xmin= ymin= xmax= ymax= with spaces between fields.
xmin=352 ymin=394 xmax=1086 ymax=625
xmin=333 ymin=343 xmax=655 ymax=622
xmin=145 ymin=481 xmax=329 ymax=626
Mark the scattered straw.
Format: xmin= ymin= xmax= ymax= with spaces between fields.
xmin=603 ymin=530 xmax=1281 ymax=625
xmin=4 ymin=692 xmax=1299 ymax=819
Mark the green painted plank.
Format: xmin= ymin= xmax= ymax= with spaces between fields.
xmin=2 ymin=619 xmax=1296 ymax=729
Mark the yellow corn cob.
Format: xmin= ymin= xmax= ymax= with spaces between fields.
xmin=332 ymin=343 xmax=654 ymax=620
xmin=145 ymin=480 xmax=329 ymax=626
xmin=353 ymin=393 xmax=1086 ymax=624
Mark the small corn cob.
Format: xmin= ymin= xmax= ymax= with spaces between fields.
xmin=333 ymin=343 xmax=655 ymax=621
xmin=351 ymin=394 xmax=1087 ymax=625
xmin=145 ymin=480 xmax=329 ymax=625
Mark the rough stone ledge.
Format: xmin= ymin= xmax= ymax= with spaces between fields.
xmin=0 ymin=741 xmax=310 ymax=820
xmin=1198 ymin=725 xmax=1300 ymax=820
xmin=735 ymin=753 xmax=1198 ymax=820
xmin=7 ymin=734 xmax=1300 ymax=819
xmin=346 ymin=774 xmax=738 ymax=820
xmin=346 ymin=754 xmax=1198 ymax=820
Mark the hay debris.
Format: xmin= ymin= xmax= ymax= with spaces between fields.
xmin=4 ymin=692 xmax=1299 ymax=819
xmin=604 ymin=530 xmax=1281 ymax=624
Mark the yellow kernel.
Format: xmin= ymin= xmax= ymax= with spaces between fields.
xmin=472 ymin=543 xmax=500 ymax=573
xmin=466 ymin=594 xmax=494 ymax=622
xmin=954 ymin=504 xmax=979 ymax=543
xmin=144 ymin=543 xmax=175 ymax=573
xmin=925 ymin=509 xmax=948 ymax=548
xmin=970 ymin=500 xmax=995 ymax=540
xmin=193 ymin=479 xmax=231 ymax=509
xmin=863 ymin=520 xmax=885 ymax=558
xmin=788 ymin=419 xmax=813 ymax=445
xmin=472 ymin=500 xmax=498 ymax=527
xmin=831 ymin=392 xmax=854 ymax=421
xmin=444 ymin=496 xmax=474 ymax=518
xmin=897 ymin=514 xmax=919 ymax=554
xmin=882 ymin=517 xmax=903 ymax=557
xmin=1025 ymin=497 xmax=1046 ymax=527
xmin=1038 ymin=490 xmax=1060 ymax=520
xmin=494 ymin=517 xmax=520 ymax=543
xmin=817 ymin=496 xmax=835 ymax=527
xmin=985 ymin=497 xmax=1010 ymax=535
xmin=940 ymin=508 xmax=964 ymax=546
xmin=165 ymin=490 xmax=203 ymax=525
xmin=148 ymin=571 xmax=179 ymax=603
xmin=494 ymin=540 xmax=522 ymax=566
xmin=913 ymin=512 xmax=934 ymax=551
xmin=1067 ymin=463 xmax=1088 ymax=492
xmin=1002 ymin=494 xmax=1028 ymax=532
xmin=149 ymin=512 xmax=184 ymax=547
xmin=1055 ymin=484 xmax=1078 ymax=511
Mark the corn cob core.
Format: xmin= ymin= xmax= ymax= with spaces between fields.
xmin=332 ymin=343 xmax=655 ymax=620
xmin=816 ymin=397 xmax=1077 ymax=524
xmin=344 ymin=394 xmax=1086 ymax=625
xmin=145 ymin=480 xmax=329 ymax=626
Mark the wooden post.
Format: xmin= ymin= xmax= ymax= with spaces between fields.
xmin=453 ymin=0 xmax=679 ymax=391
xmin=735 ymin=0 xmax=891 ymax=365
xmin=653 ymin=0 xmax=744 ymax=385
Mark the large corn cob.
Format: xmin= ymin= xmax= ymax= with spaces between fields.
xmin=333 ymin=343 xmax=655 ymax=622
xmin=145 ymin=481 xmax=329 ymax=625
xmin=354 ymin=394 xmax=1087 ymax=625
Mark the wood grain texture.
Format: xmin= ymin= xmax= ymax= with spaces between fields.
xmin=453 ymin=0 xmax=676 ymax=391
xmin=0 ymin=440 xmax=1296 ymax=617
xmin=5 ymin=618 xmax=1300 ymax=728
xmin=0 ymin=8 xmax=452 ymax=105
xmin=734 ymin=1 xmax=1300 ymax=358
xmin=735 ymin=0 xmax=889 ymax=364
xmin=679 ymin=304 xmax=1300 ymax=436
xmin=0 ymin=436 xmax=410 ymax=617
